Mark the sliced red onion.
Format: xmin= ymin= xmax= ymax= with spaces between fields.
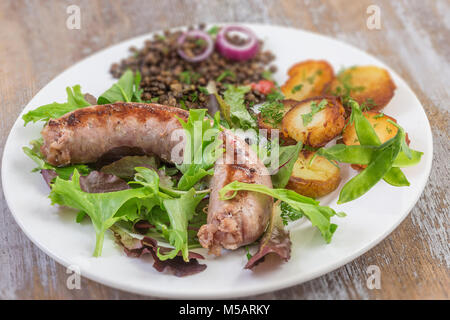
xmin=216 ymin=25 xmax=259 ymax=61
xmin=177 ymin=30 xmax=213 ymax=63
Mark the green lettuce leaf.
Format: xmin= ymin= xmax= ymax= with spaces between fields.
xmin=219 ymin=181 xmax=345 ymax=243
xmin=22 ymin=85 xmax=91 ymax=126
xmin=49 ymin=169 xmax=154 ymax=257
xmin=23 ymin=139 xmax=90 ymax=180
xmin=176 ymin=109 xmax=223 ymax=190
xmin=98 ymin=70 xmax=142 ymax=104
xmin=217 ymin=85 xmax=257 ymax=129
xmin=158 ymin=189 xmax=204 ymax=262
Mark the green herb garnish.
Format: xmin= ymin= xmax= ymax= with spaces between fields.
xmin=259 ymin=90 xmax=285 ymax=127
xmin=280 ymin=202 xmax=304 ymax=226
xmin=207 ymin=25 xmax=220 ymax=36
xmin=216 ymin=70 xmax=236 ymax=83
xmin=291 ymin=84 xmax=303 ymax=94
xmin=179 ymin=71 xmax=200 ymax=85
xmin=302 ymin=99 xmax=328 ymax=126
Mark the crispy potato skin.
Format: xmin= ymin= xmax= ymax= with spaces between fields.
xmin=286 ymin=150 xmax=341 ymax=198
xmin=342 ymin=111 xmax=409 ymax=170
xmin=281 ymin=96 xmax=345 ymax=148
xmin=258 ymin=99 xmax=298 ymax=145
xmin=281 ymin=60 xmax=335 ymax=101
xmin=327 ymin=66 xmax=396 ymax=111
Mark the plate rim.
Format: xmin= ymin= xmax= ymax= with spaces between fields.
xmin=1 ymin=23 xmax=434 ymax=298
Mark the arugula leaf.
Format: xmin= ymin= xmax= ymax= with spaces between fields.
xmin=271 ymin=142 xmax=302 ymax=188
xmin=219 ymin=85 xmax=257 ymax=129
xmin=49 ymin=170 xmax=152 ymax=256
xmin=176 ymin=109 xmax=223 ymax=190
xmin=219 ymin=181 xmax=345 ymax=243
xmin=98 ymin=70 xmax=143 ymax=104
xmin=158 ymin=189 xmax=204 ymax=262
xmin=22 ymin=85 xmax=91 ymax=126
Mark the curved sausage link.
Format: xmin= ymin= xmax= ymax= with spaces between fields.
xmin=40 ymin=102 xmax=272 ymax=254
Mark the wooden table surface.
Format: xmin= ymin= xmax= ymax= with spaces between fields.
xmin=0 ymin=0 xmax=448 ymax=300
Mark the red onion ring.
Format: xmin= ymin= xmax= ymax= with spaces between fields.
xmin=216 ymin=25 xmax=259 ymax=61
xmin=177 ymin=30 xmax=214 ymax=63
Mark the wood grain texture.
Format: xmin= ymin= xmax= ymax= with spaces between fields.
xmin=0 ymin=0 xmax=448 ymax=300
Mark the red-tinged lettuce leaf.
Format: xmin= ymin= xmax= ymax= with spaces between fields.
xmin=100 ymin=155 xmax=175 ymax=188
xmin=78 ymin=171 xmax=130 ymax=193
xmin=92 ymin=146 xmax=147 ymax=169
xmin=133 ymin=220 xmax=154 ymax=234
xmin=111 ymin=225 xmax=206 ymax=277
xmin=100 ymin=155 xmax=158 ymax=180
xmin=41 ymin=170 xmax=130 ymax=194
xmin=245 ymin=200 xmax=291 ymax=269
xmin=41 ymin=169 xmax=58 ymax=188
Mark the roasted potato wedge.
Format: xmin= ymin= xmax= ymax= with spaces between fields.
xmin=281 ymin=96 xmax=345 ymax=147
xmin=327 ymin=65 xmax=396 ymax=111
xmin=286 ymin=150 xmax=341 ymax=198
xmin=342 ymin=111 xmax=409 ymax=145
xmin=342 ymin=111 xmax=410 ymax=170
xmin=281 ymin=60 xmax=334 ymax=101
xmin=258 ymin=99 xmax=298 ymax=144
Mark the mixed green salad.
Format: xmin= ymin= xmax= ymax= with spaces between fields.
xmin=21 ymin=70 xmax=422 ymax=276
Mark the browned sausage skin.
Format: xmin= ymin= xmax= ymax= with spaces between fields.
xmin=40 ymin=102 xmax=273 ymax=255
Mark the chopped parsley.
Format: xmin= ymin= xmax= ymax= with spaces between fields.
xmin=146 ymin=97 xmax=159 ymax=103
xmin=373 ymin=112 xmax=384 ymax=119
xmin=179 ymin=71 xmax=200 ymax=84
xmin=245 ymin=246 xmax=253 ymax=260
xmin=291 ymin=84 xmax=303 ymax=94
xmin=280 ymin=202 xmax=303 ymax=226
xmin=195 ymin=38 xmax=207 ymax=46
xmin=179 ymin=99 xmax=187 ymax=110
xmin=190 ymin=92 xmax=198 ymax=102
xmin=302 ymin=99 xmax=328 ymax=126
xmin=361 ymin=98 xmax=377 ymax=111
xmin=216 ymin=70 xmax=236 ymax=83
xmin=198 ymin=86 xmax=209 ymax=95
xmin=332 ymin=68 xmax=365 ymax=106
xmin=207 ymin=25 xmax=220 ymax=36
xmin=306 ymin=69 xmax=323 ymax=84
xmin=259 ymin=90 xmax=285 ymax=126
xmin=262 ymin=70 xmax=274 ymax=81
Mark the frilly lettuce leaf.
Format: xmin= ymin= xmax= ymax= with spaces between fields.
xmin=176 ymin=109 xmax=223 ymax=190
xmin=49 ymin=169 xmax=154 ymax=257
xmin=22 ymin=85 xmax=91 ymax=126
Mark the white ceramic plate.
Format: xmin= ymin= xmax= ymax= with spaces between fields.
xmin=2 ymin=24 xmax=433 ymax=298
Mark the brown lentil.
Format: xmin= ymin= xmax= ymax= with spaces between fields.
xmin=110 ymin=25 xmax=277 ymax=109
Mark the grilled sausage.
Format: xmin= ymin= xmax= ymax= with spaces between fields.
xmin=40 ymin=102 xmax=272 ymax=255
